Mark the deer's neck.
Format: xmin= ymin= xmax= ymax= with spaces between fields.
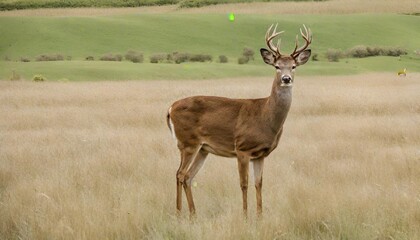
xmin=263 ymin=77 xmax=293 ymax=132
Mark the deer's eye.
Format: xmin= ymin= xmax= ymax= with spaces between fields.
xmin=292 ymin=65 xmax=296 ymax=70
xmin=275 ymin=66 xmax=280 ymax=70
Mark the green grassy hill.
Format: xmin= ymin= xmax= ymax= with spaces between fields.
xmin=0 ymin=0 xmax=326 ymax=11
xmin=0 ymin=13 xmax=419 ymax=80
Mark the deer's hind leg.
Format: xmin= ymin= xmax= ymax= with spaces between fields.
xmin=183 ymin=148 xmax=208 ymax=216
xmin=176 ymin=145 xmax=201 ymax=214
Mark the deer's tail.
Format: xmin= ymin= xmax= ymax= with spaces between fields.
xmin=167 ymin=107 xmax=176 ymax=139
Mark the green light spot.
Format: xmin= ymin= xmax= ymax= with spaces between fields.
xmin=229 ymin=13 xmax=235 ymax=22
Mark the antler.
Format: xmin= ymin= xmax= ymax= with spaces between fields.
xmin=291 ymin=24 xmax=312 ymax=59
xmin=265 ymin=23 xmax=284 ymax=57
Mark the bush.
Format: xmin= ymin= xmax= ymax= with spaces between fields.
xmin=179 ymin=0 xmax=220 ymax=8
xmin=383 ymin=47 xmax=407 ymax=57
xmin=190 ymin=54 xmax=212 ymax=62
xmin=125 ymin=50 xmax=144 ymax=63
xmin=347 ymin=45 xmax=369 ymax=58
xmin=4 ymin=56 xmax=11 ymax=61
xmin=33 ymin=74 xmax=46 ymax=82
xmin=85 ymin=56 xmax=94 ymax=61
xmin=20 ymin=57 xmax=31 ymax=62
xmin=238 ymin=56 xmax=249 ymax=64
xmin=149 ymin=52 xmax=213 ymax=64
xmin=326 ymin=46 xmax=408 ymax=61
xmin=311 ymin=53 xmax=318 ymax=61
xmin=35 ymin=54 xmax=65 ymax=61
xmin=166 ymin=53 xmax=174 ymax=63
xmin=326 ymin=49 xmax=343 ymax=62
xmin=366 ymin=46 xmax=382 ymax=56
xmin=36 ymin=55 xmax=48 ymax=61
xmin=100 ymin=53 xmax=122 ymax=61
xmin=346 ymin=45 xmax=407 ymax=58
xmin=0 ymin=0 xmax=180 ymax=11
xmin=173 ymin=52 xmax=191 ymax=64
xmin=150 ymin=53 xmax=167 ymax=63
xmin=242 ymin=47 xmax=255 ymax=61
xmin=219 ymin=55 xmax=228 ymax=63
xmin=237 ymin=47 xmax=255 ymax=64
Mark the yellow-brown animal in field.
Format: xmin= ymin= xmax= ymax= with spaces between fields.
xmin=398 ymin=68 xmax=406 ymax=77
xmin=167 ymin=24 xmax=312 ymax=218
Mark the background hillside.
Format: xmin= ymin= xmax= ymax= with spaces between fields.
xmin=0 ymin=13 xmax=419 ymax=81
xmin=0 ymin=0 xmax=328 ymax=11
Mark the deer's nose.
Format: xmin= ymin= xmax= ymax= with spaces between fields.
xmin=282 ymin=75 xmax=292 ymax=84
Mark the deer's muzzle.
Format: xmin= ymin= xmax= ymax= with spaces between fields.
xmin=281 ymin=75 xmax=292 ymax=85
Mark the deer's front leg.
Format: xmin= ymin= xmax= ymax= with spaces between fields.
xmin=237 ymin=154 xmax=250 ymax=217
xmin=253 ymin=158 xmax=264 ymax=216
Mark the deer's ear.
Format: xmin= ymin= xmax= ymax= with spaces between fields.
xmin=260 ymin=48 xmax=275 ymax=65
xmin=296 ymin=49 xmax=311 ymax=66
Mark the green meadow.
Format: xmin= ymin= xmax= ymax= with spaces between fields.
xmin=0 ymin=13 xmax=419 ymax=80
xmin=0 ymin=0 xmax=326 ymax=10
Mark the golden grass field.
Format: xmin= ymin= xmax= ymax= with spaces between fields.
xmin=0 ymin=73 xmax=419 ymax=239
xmin=1 ymin=0 xmax=419 ymax=16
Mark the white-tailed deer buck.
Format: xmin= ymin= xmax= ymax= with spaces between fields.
xmin=167 ymin=24 xmax=312 ymax=217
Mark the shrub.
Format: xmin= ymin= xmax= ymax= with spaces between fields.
xmin=4 ymin=56 xmax=11 ymax=61
xmin=347 ymin=45 xmax=369 ymax=58
xmin=346 ymin=45 xmax=407 ymax=58
xmin=85 ymin=56 xmax=94 ymax=61
xmin=190 ymin=54 xmax=212 ymax=62
xmin=33 ymin=74 xmax=46 ymax=82
xmin=326 ymin=49 xmax=343 ymax=62
xmin=0 ymin=0 xmax=180 ymax=10
xmin=150 ymin=53 xmax=166 ymax=63
xmin=179 ymin=0 xmax=220 ymax=8
xmin=219 ymin=55 xmax=228 ymax=63
xmin=125 ymin=50 xmax=144 ymax=63
xmin=242 ymin=47 xmax=255 ymax=61
xmin=382 ymin=47 xmax=407 ymax=57
xmin=149 ymin=52 xmax=213 ymax=64
xmin=173 ymin=52 xmax=191 ymax=64
xmin=311 ymin=53 xmax=318 ymax=61
xmin=36 ymin=54 xmax=48 ymax=61
xmin=366 ymin=46 xmax=382 ymax=56
xmin=238 ymin=56 xmax=249 ymax=64
xmin=20 ymin=57 xmax=31 ymax=62
xmin=125 ymin=50 xmax=136 ymax=60
xmin=166 ymin=53 xmax=174 ymax=63
xmin=100 ymin=53 xmax=122 ymax=61
xmin=35 ymin=53 xmax=64 ymax=61
xmin=237 ymin=47 xmax=255 ymax=64
xmin=131 ymin=54 xmax=144 ymax=63
xmin=99 ymin=54 xmax=110 ymax=61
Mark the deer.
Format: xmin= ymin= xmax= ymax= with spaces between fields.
xmin=166 ymin=24 xmax=312 ymax=218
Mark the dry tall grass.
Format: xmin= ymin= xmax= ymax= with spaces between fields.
xmin=0 ymin=0 xmax=419 ymax=16
xmin=0 ymin=73 xmax=419 ymax=239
